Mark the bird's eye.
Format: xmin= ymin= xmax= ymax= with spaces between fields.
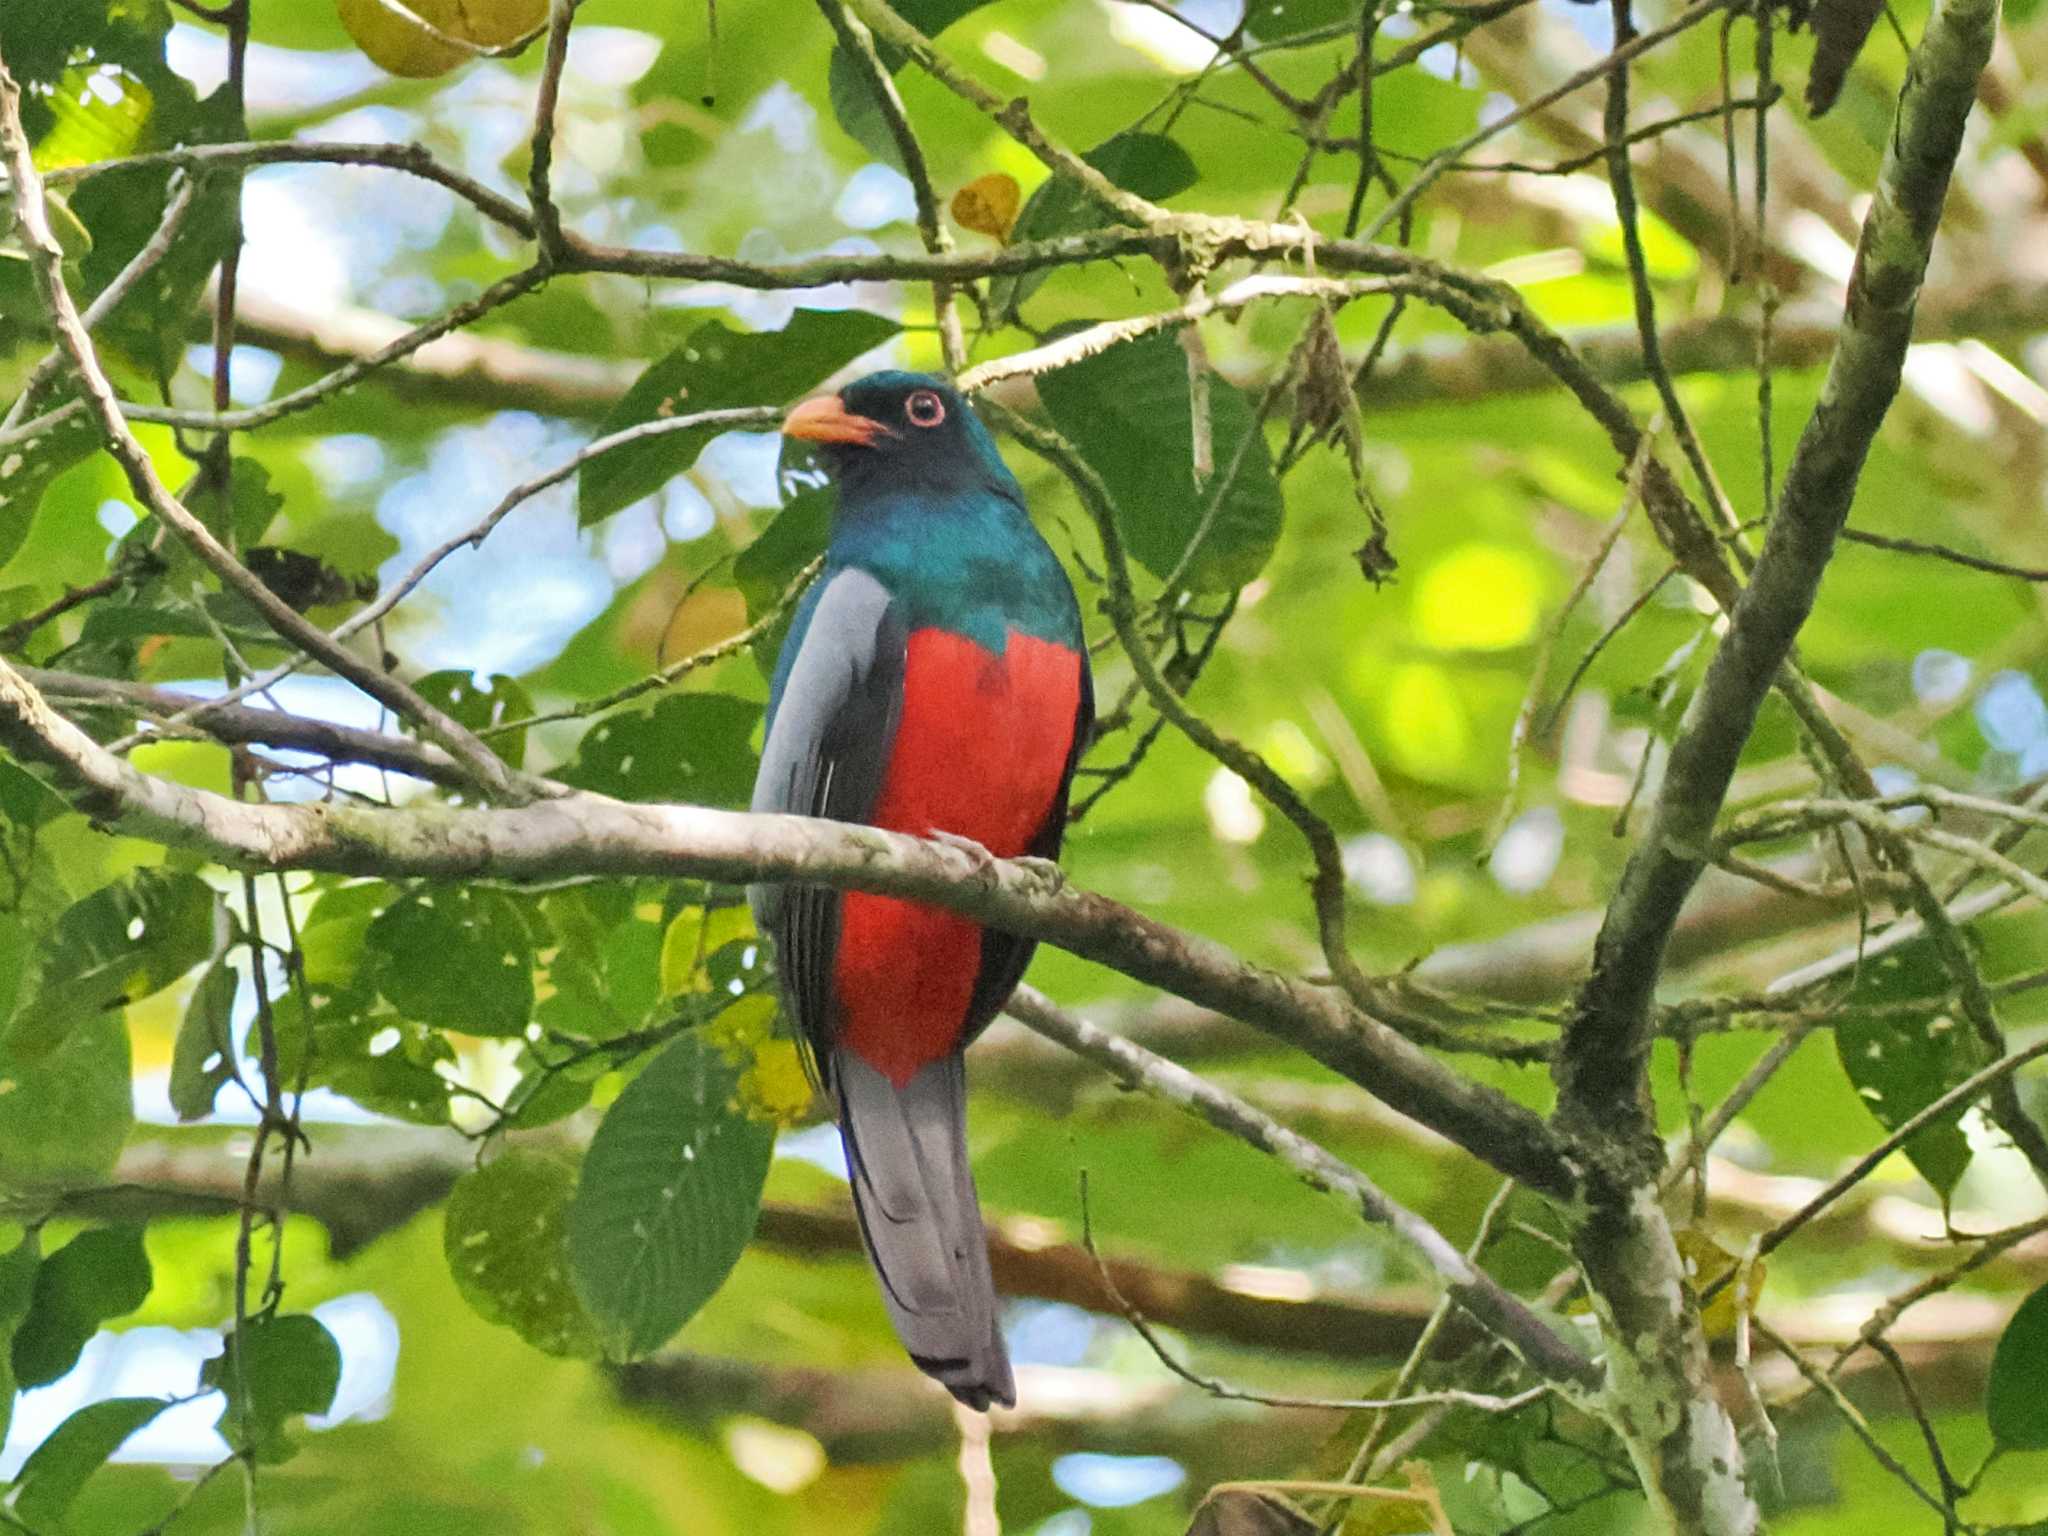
xmin=904 ymin=390 xmax=946 ymax=428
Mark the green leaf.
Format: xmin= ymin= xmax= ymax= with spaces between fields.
xmin=412 ymin=670 xmax=534 ymax=772
xmin=1990 ymin=1280 xmax=2048 ymax=1448
xmin=366 ymin=886 xmax=534 ymax=1037
xmin=9 ymin=1396 xmax=172 ymax=1527
xmin=0 ymin=1010 xmax=133 ymax=1189
xmin=1835 ymin=937 xmax=1991 ymax=1203
xmin=6 ymin=870 xmax=218 ymax=1059
xmin=170 ymin=950 xmax=240 ymax=1123
xmin=0 ymin=1230 xmax=42 ymax=1450
xmin=824 ymin=0 xmax=998 ymax=162
xmin=202 ymin=1312 xmax=342 ymax=1462
xmin=0 ymin=414 xmax=98 ymax=570
xmin=1244 ymin=0 xmax=1361 ymax=41
xmin=577 ymin=309 xmax=899 ymax=526
xmin=565 ymin=1033 xmax=775 ymax=1359
xmin=988 ymin=132 xmax=1200 ymax=321
xmin=12 ymin=1225 xmax=153 ymax=1389
xmin=733 ymin=490 xmax=831 ymax=621
xmin=1038 ymin=329 xmax=1284 ymax=593
xmin=556 ymin=693 xmax=761 ymax=807
xmin=444 ymin=1150 xmax=601 ymax=1359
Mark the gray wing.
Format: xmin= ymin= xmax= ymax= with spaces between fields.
xmin=748 ymin=566 xmax=907 ymax=1075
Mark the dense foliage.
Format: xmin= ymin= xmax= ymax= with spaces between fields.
xmin=4 ymin=0 xmax=2048 ymax=1530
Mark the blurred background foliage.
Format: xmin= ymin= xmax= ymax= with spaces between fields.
xmin=5 ymin=0 xmax=2048 ymax=1529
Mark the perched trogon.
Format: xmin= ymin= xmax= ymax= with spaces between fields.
xmin=749 ymin=370 xmax=1094 ymax=1410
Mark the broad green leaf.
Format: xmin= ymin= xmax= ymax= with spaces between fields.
xmin=9 ymin=1396 xmax=171 ymax=1527
xmin=367 ymin=886 xmax=534 ymax=1038
xmin=0 ymin=1231 xmax=42 ymax=1449
xmin=1990 ymin=1280 xmax=2048 ymax=1448
xmin=565 ymin=1033 xmax=776 ymax=1359
xmin=0 ymin=1010 xmax=133 ymax=1189
xmin=202 ymin=1312 xmax=342 ymax=1462
xmin=169 ymin=950 xmax=240 ymax=1123
xmin=1038 ymin=329 xmax=1284 ymax=593
xmin=443 ymin=1150 xmax=601 ymax=1359
xmin=1244 ymin=0 xmax=1360 ymax=41
xmin=13 ymin=1225 xmax=153 ymax=1388
xmin=1835 ymin=936 xmax=1991 ymax=1203
xmin=577 ymin=310 xmax=899 ymax=526
xmin=988 ymin=132 xmax=1200 ymax=320
xmin=556 ymin=693 xmax=761 ymax=807
xmin=412 ymin=670 xmax=534 ymax=772
xmin=6 ymin=870 xmax=218 ymax=1058
xmin=0 ymin=414 xmax=98 ymax=569
xmin=0 ymin=758 xmax=68 ymax=830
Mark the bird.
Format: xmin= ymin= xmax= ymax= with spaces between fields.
xmin=749 ymin=370 xmax=1093 ymax=1410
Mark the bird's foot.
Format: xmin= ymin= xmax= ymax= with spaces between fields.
xmin=930 ymin=829 xmax=998 ymax=884
xmin=1011 ymin=856 xmax=1067 ymax=895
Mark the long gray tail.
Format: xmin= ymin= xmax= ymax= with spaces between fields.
xmin=833 ymin=1049 xmax=1015 ymax=1410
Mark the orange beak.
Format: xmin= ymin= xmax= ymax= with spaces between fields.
xmin=782 ymin=393 xmax=893 ymax=447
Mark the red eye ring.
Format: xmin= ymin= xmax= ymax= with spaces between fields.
xmin=905 ymin=389 xmax=946 ymax=428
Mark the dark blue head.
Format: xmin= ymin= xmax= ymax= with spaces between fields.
xmin=782 ymin=370 xmax=1020 ymax=507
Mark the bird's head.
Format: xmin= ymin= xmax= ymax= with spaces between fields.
xmin=782 ymin=371 xmax=1016 ymax=504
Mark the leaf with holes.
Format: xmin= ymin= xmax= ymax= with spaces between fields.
xmin=6 ymin=870 xmax=219 ymax=1059
xmin=10 ymin=1396 xmax=173 ymax=1528
xmin=556 ymin=693 xmax=760 ymax=807
xmin=1835 ymin=934 xmax=1990 ymax=1204
xmin=565 ymin=1033 xmax=775 ymax=1359
xmin=12 ymin=1225 xmax=152 ymax=1389
xmin=577 ymin=309 xmax=899 ymax=527
xmin=1990 ymin=1279 xmax=2048 ymax=1448
xmin=1039 ymin=329 xmax=1283 ymax=593
xmin=413 ymin=670 xmax=535 ymax=771
xmin=203 ymin=1312 xmax=342 ymax=1462
xmin=444 ymin=1150 xmax=601 ymax=1359
xmin=366 ymin=886 xmax=534 ymax=1037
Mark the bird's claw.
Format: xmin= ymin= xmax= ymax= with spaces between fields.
xmin=1011 ymin=856 xmax=1066 ymax=894
xmin=930 ymin=829 xmax=998 ymax=883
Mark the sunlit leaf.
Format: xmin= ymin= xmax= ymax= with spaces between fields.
xmin=366 ymin=886 xmax=535 ymax=1037
xmin=556 ymin=693 xmax=761 ymax=807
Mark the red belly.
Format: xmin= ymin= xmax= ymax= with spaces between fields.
xmin=833 ymin=626 xmax=1082 ymax=1086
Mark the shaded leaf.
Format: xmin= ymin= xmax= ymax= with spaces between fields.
xmin=578 ymin=310 xmax=899 ymax=526
xmin=566 ymin=1033 xmax=776 ymax=1359
xmin=412 ymin=670 xmax=535 ymax=772
xmin=13 ymin=1224 xmax=153 ymax=1388
xmin=556 ymin=693 xmax=761 ymax=807
xmin=10 ymin=1395 xmax=171 ymax=1527
xmin=0 ymin=1231 xmax=42 ymax=1451
xmin=367 ymin=886 xmax=534 ymax=1037
xmin=1990 ymin=1280 xmax=2048 ymax=1449
xmin=169 ymin=899 xmax=238 ymax=1123
xmin=1188 ymin=1488 xmax=1317 ymax=1535
xmin=444 ymin=1150 xmax=601 ymax=1359
xmin=203 ymin=1312 xmax=342 ymax=1462
xmin=6 ymin=870 xmax=218 ymax=1059
xmin=1835 ymin=936 xmax=1990 ymax=1203
xmin=1039 ymin=329 xmax=1283 ymax=592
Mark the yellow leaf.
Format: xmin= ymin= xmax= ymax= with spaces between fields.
xmin=333 ymin=0 xmax=547 ymax=79
xmin=704 ymin=992 xmax=778 ymax=1059
xmin=658 ymin=904 xmax=757 ymax=998
xmin=951 ymin=174 xmax=1022 ymax=242
xmin=1674 ymin=1228 xmax=1766 ymax=1340
xmin=738 ymin=1039 xmax=814 ymax=1127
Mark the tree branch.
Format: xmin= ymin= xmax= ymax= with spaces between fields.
xmin=0 ymin=652 xmax=1581 ymax=1199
